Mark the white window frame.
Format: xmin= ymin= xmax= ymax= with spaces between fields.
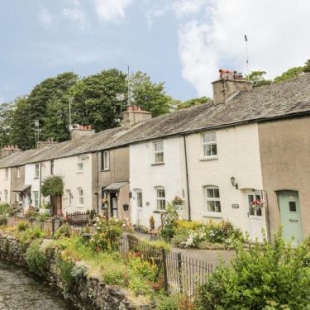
xmin=156 ymin=186 xmax=166 ymax=210
xmin=101 ymin=151 xmax=110 ymax=171
xmin=32 ymin=191 xmax=39 ymax=207
xmin=202 ymin=132 xmax=217 ymax=158
xmin=248 ymin=193 xmax=263 ymax=217
xmin=34 ymin=164 xmax=40 ymax=179
xmin=5 ymin=168 xmax=9 ymax=179
xmin=204 ymin=186 xmax=221 ymax=213
xmin=4 ymin=190 xmax=8 ymax=202
xmin=78 ymin=188 xmax=84 ymax=206
xmin=153 ymin=141 xmax=164 ymax=164
xmin=77 ymin=160 xmax=84 ymax=172
xmin=17 ymin=167 xmax=21 ymax=178
xmin=136 ymin=190 xmax=143 ymax=208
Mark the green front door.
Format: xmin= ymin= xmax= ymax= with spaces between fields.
xmin=277 ymin=191 xmax=303 ymax=245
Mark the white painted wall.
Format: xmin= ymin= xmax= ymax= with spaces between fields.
xmin=25 ymin=163 xmax=41 ymax=209
xmin=130 ymin=137 xmax=186 ymax=228
xmin=0 ymin=168 xmax=11 ymax=203
xmin=186 ymin=124 xmax=266 ymax=239
xmin=53 ymin=154 xmax=93 ymax=214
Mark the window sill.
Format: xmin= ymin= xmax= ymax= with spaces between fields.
xmin=200 ymin=156 xmax=218 ymax=161
xmin=203 ymin=213 xmax=222 ymax=219
xmin=153 ymin=210 xmax=167 ymax=214
xmin=101 ymin=169 xmax=110 ymax=172
xmin=76 ymin=171 xmax=84 ymax=174
xmin=151 ymin=162 xmax=165 ymax=166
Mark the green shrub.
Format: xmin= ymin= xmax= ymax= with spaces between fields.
xmin=25 ymin=239 xmax=47 ymax=274
xmin=194 ymin=230 xmax=310 ymax=310
xmin=17 ymin=220 xmax=30 ymax=232
xmin=54 ymin=223 xmax=71 ymax=239
xmin=0 ymin=217 xmax=8 ymax=226
xmin=0 ymin=203 xmax=10 ymax=216
xmin=58 ymin=257 xmax=75 ymax=291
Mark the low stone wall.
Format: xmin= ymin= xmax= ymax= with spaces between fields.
xmin=0 ymin=232 xmax=146 ymax=310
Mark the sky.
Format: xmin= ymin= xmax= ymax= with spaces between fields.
xmin=1 ymin=0 xmax=310 ymax=105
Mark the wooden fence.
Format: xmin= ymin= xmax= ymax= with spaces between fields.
xmin=120 ymin=233 xmax=214 ymax=296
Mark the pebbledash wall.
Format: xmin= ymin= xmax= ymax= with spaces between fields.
xmin=0 ymin=232 xmax=145 ymax=310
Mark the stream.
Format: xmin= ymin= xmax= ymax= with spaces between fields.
xmin=0 ymin=260 xmax=75 ymax=310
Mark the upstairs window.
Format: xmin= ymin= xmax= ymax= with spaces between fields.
xmin=4 ymin=190 xmax=8 ymax=202
xmin=204 ymin=186 xmax=221 ymax=213
xmin=153 ymin=141 xmax=164 ymax=164
xmin=101 ymin=151 xmax=110 ymax=171
xmin=77 ymin=161 xmax=83 ymax=172
xmin=156 ymin=187 xmax=166 ymax=210
xmin=5 ymin=168 xmax=8 ymax=179
xmin=34 ymin=164 xmax=40 ymax=179
xmin=202 ymin=132 xmax=217 ymax=157
xmin=17 ymin=167 xmax=21 ymax=178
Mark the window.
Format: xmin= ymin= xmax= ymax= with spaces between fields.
xmin=4 ymin=190 xmax=8 ymax=202
xmin=202 ymin=132 xmax=217 ymax=157
xmin=50 ymin=160 xmax=54 ymax=175
xmin=34 ymin=164 xmax=40 ymax=179
xmin=17 ymin=167 xmax=21 ymax=178
xmin=248 ymin=194 xmax=262 ymax=216
xmin=205 ymin=186 xmax=221 ymax=213
xmin=77 ymin=161 xmax=83 ymax=172
xmin=153 ymin=141 xmax=164 ymax=164
xmin=101 ymin=151 xmax=110 ymax=171
xmin=137 ymin=191 xmax=143 ymax=208
xmin=5 ymin=168 xmax=8 ymax=179
xmin=156 ymin=187 xmax=166 ymax=210
xmin=78 ymin=188 xmax=84 ymax=205
xmin=32 ymin=191 xmax=39 ymax=207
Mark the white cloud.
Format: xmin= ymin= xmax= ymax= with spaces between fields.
xmin=62 ymin=7 xmax=86 ymax=29
xmin=38 ymin=7 xmax=53 ymax=27
xmin=145 ymin=6 xmax=170 ymax=27
xmin=175 ymin=0 xmax=310 ymax=97
xmin=94 ymin=0 xmax=133 ymax=22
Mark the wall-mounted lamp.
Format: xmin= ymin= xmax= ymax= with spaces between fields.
xmin=230 ymin=176 xmax=238 ymax=189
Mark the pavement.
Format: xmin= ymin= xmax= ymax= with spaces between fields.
xmin=133 ymin=231 xmax=236 ymax=267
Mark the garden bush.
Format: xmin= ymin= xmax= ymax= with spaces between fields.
xmin=0 ymin=217 xmax=8 ymax=226
xmin=25 ymin=239 xmax=47 ymax=274
xmin=194 ymin=230 xmax=310 ymax=310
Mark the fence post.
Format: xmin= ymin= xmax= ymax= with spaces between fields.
xmin=52 ymin=218 xmax=55 ymax=234
xmin=162 ymin=247 xmax=169 ymax=294
xmin=177 ymin=252 xmax=183 ymax=293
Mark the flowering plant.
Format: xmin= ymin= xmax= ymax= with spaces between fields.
xmin=250 ymin=199 xmax=265 ymax=210
xmin=171 ymin=195 xmax=183 ymax=205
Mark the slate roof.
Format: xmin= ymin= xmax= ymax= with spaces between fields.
xmin=1 ymin=72 xmax=310 ymax=168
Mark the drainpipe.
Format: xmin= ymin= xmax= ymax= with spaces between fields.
xmin=262 ymin=189 xmax=271 ymax=242
xmin=183 ymin=135 xmax=191 ymax=221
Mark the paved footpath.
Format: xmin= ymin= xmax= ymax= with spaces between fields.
xmin=134 ymin=231 xmax=236 ymax=267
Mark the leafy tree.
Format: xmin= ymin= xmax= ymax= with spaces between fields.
xmin=41 ymin=175 xmax=64 ymax=197
xmin=245 ymin=70 xmax=272 ymax=87
xmin=274 ymin=67 xmax=304 ymax=83
xmin=69 ymin=69 xmax=127 ymax=132
xmin=177 ymin=96 xmax=210 ymax=110
xmin=303 ymin=58 xmax=310 ymax=73
xmin=130 ymin=71 xmax=171 ymax=117
xmin=194 ymin=230 xmax=310 ymax=310
xmin=0 ymin=101 xmax=15 ymax=148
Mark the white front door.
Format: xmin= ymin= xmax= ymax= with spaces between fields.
xmin=247 ymin=192 xmax=266 ymax=242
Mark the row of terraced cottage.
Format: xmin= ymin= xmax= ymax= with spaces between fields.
xmin=1 ymin=70 xmax=310 ymax=244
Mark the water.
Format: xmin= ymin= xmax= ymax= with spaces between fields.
xmin=0 ymin=260 xmax=75 ymax=310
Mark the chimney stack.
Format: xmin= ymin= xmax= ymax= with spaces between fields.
xmin=0 ymin=145 xmax=21 ymax=159
xmin=70 ymin=124 xmax=95 ymax=141
xmin=212 ymin=69 xmax=253 ymax=104
xmin=122 ymin=105 xmax=152 ymax=128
